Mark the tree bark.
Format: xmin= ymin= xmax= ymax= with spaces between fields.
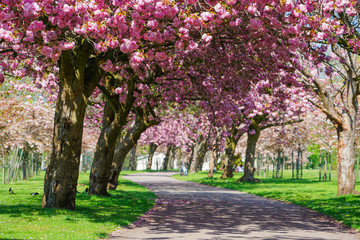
xmin=336 ymin=124 xmax=359 ymax=195
xmin=208 ymin=142 xmax=218 ymax=178
xmin=89 ymin=102 xmax=121 ymax=196
xmin=189 ymin=136 xmax=206 ymax=173
xmin=237 ymin=122 xmax=261 ymax=183
xmin=146 ymin=143 xmax=157 ymax=170
xmin=89 ymin=73 xmax=136 ymax=196
xmin=107 ymin=116 xmax=158 ymax=190
xmin=42 ymin=44 xmax=102 ymax=210
xmin=221 ymin=127 xmax=241 ymax=179
xmin=129 ymin=144 xmax=137 ymax=171
xmin=162 ymin=145 xmax=172 ymax=170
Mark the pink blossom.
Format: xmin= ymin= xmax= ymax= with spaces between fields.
xmin=59 ymin=41 xmax=75 ymax=50
xmin=201 ymin=34 xmax=212 ymax=43
xmin=27 ymin=21 xmax=45 ymax=32
xmin=248 ymin=5 xmax=257 ymax=14
xmin=101 ymin=60 xmax=113 ymax=72
xmin=155 ymin=52 xmax=167 ymax=61
xmin=147 ymin=20 xmax=159 ymax=29
xmin=120 ymin=39 xmax=138 ymax=53
xmin=41 ymin=46 xmax=54 ymax=58
xmin=175 ymin=40 xmax=184 ymax=50
xmin=200 ymin=12 xmax=213 ymax=22
xmin=250 ymin=19 xmax=263 ymax=29
xmin=130 ymin=52 xmax=144 ymax=68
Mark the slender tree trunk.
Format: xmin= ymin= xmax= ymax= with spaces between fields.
xmin=208 ymin=144 xmax=217 ymax=178
xmin=22 ymin=149 xmax=28 ymax=180
xmin=147 ymin=143 xmax=157 ymax=170
xmin=276 ymin=151 xmax=281 ymax=178
xmin=237 ymin=122 xmax=261 ymax=183
xmin=129 ymin=144 xmax=137 ymax=171
xmin=42 ymin=44 xmax=101 ymax=210
xmin=176 ymin=147 xmax=182 ymax=169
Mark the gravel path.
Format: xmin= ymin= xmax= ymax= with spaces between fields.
xmin=107 ymin=172 xmax=359 ymax=240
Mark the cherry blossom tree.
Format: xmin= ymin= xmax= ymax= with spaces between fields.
xmin=290 ymin=0 xmax=360 ymax=195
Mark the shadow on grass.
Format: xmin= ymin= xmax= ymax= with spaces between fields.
xmin=0 ymin=178 xmax=156 ymax=229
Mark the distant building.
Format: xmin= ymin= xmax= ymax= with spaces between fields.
xmin=136 ymin=152 xmax=167 ymax=170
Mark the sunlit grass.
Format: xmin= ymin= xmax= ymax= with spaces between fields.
xmin=0 ymin=171 xmax=156 ymax=240
xmin=174 ymin=169 xmax=360 ymax=231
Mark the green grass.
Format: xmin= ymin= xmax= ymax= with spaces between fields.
xmin=0 ymin=171 xmax=156 ymax=240
xmin=174 ymin=169 xmax=360 ymax=231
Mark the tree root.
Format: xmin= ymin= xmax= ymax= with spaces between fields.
xmin=236 ymin=175 xmax=262 ymax=183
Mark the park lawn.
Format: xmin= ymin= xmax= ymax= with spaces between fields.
xmin=174 ymin=169 xmax=360 ymax=231
xmin=0 ymin=171 xmax=156 ymax=240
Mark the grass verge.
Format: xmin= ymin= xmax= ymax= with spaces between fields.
xmin=173 ymin=170 xmax=360 ymax=231
xmin=0 ymin=171 xmax=156 ymax=240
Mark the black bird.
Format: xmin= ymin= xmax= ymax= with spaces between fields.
xmin=30 ymin=192 xmax=39 ymax=196
xmin=9 ymin=188 xmax=15 ymax=194
xmin=83 ymin=188 xmax=89 ymax=194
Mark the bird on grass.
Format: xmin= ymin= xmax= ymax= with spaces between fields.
xmin=9 ymin=188 xmax=15 ymax=194
xmin=30 ymin=192 xmax=39 ymax=196
xmin=83 ymin=188 xmax=89 ymax=194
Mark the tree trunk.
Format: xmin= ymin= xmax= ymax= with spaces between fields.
xmin=146 ymin=143 xmax=157 ymax=170
xmin=189 ymin=136 xmax=206 ymax=173
xmin=187 ymin=146 xmax=195 ymax=171
xmin=208 ymin=142 xmax=218 ymax=178
xmin=336 ymin=125 xmax=359 ymax=195
xmin=107 ymin=117 xmax=157 ymax=190
xmin=221 ymin=127 xmax=241 ymax=179
xmin=193 ymin=143 xmax=207 ymax=173
xmin=237 ymin=122 xmax=261 ymax=183
xmin=129 ymin=144 xmax=137 ymax=171
xmin=42 ymin=45 xmax=101 ymax=210
xmin=162 ymin=145 xmax=172 ymax=170
xmin=89 ymin=102 xmax=122 ymax=196
xmin=276 ymin=151 xmax=281 ymax=178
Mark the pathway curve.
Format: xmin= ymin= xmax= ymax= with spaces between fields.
xmin=108 ymin=172 xmax=359 ymax=240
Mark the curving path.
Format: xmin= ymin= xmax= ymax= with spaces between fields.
xmin=108 ymin=172 xmax=359 ymax=240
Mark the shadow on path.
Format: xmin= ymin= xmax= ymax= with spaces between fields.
xmin=108 ymin=172 xmax=360 ymax=240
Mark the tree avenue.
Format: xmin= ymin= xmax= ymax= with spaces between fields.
xmin=1 ymin=0 xmax=360 ymax=210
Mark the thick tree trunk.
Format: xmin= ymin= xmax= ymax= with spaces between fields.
xmin=237 ymin=122 xmax=261 ymax=183
xmin=220 ymin=137 xmax=237 ymax=179
xmin=89 ymin=73 xmax=136 ymax=196
xmin=189 ymin=136 xmax=206 ymax=173
xmin=221 ymin=127 xmax=241 ymax=179
xmin=107 ymin=117 xmax=157 ymax=190
xmin=42 ymin=80 xmax=89 ymax=209
xmin=146 ymin=143 xmax=157 ymax=170
xmin=336 ymin=125 xmax=359 ymax=195
xmin=89 ymin=102 xmax=121 ymax=196
xmin=42 ymin=45 xmax=101 ymax=210
xmin=193 ymin=143 xmax=207 ymax=173
xmin=162 ymin=145 xmax=172 ymax=170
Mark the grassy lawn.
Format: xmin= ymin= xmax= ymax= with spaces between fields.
xmin=0 ymin=171 xmax=156 ymax=240
xmin=174 ymin=169 xmax=360 ymax=231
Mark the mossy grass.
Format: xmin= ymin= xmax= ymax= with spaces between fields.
xmin=174 ymin=169 xmax=360 ymax=231
xmin=0 ymin=171 xmax=156 ymax=240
